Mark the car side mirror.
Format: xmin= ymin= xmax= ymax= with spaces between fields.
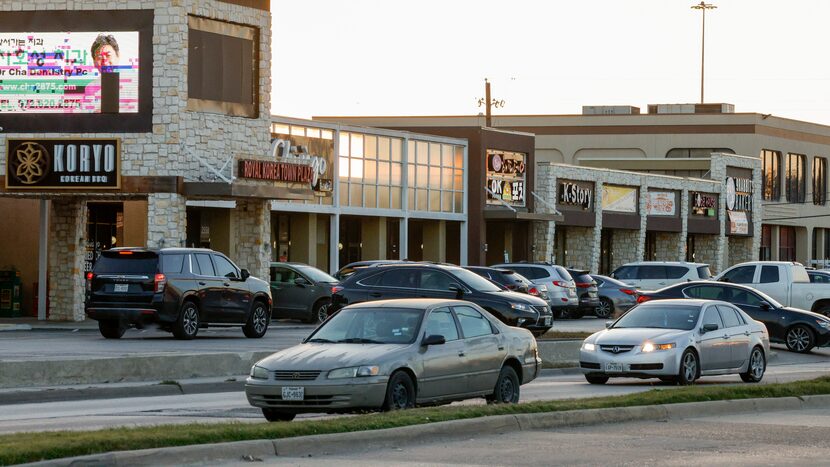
xmin=701 ymin=323 xmax=719 ymax=333
xmin=605 ymin=320 xmax=614 ymax=329
xmin=240 ymin=269 xmax=250 ymax=281
xmin=448 ymin=284 xmax=464 ymax=299
xmin=422 ymin=334 xmax=446 ymax=346
xmin=759 ymin=301 xmax=771 ymax=310
xmin=294 ymin=277 xmax=310 ymax=287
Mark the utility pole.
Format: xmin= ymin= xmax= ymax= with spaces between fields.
xmin=477 ymin=78 xmax=504 ymax=127
xmin=691 ymin=1 xmax=717 ymax=104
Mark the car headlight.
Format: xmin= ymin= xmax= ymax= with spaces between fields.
xmin=582 ymin=342 xmax=596 ymax=351
xmin=510 ymin=303 xmax=535 ymax=313
xmin=327 ymin=365 xmax=381 ymax=379
xmin=817 ymin=320 xmax=830 ymax=330
xmin=250 ymin=365 xmax=269 ymax=380
xmin=641 ymin=342 xmax=675 ymax=353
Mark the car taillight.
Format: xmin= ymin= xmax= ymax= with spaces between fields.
xmin=576 ymin=282 xmax=592 ymax=288
xmin=528 ymin=286 xmax=539 ymax=296
xmin=636 ymin=295 xmax=652 ymax=304
xmin=154 ymin=273 xmax=167 ymax=293
xmin=332 ymin=285 xmax=344 ymax=294
xmin=552 ymin=281 xmax=569 ymax=288
xmin=86 ymin=272 xmax=93 ymax=293
xmin=620 ymin=288 xmax=637 ymax=295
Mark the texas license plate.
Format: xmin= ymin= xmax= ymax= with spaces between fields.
xmin=605 ymin=362 xmax=624 ymax=372
xmin=114 ymin=284 xmax=129 ymax=293
xmin=543 ymin=317 xmax=552 ymax=326
xmin=589 ymin=292 xmax=597 ymax=298
xmin=281 ymin=386 xmax=304 ymax=401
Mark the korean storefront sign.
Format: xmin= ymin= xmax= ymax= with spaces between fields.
xmin=601 ymin=185 xmax=637 ymax=213
xmin=5 ymin=138 xmax=120 ymax=189
xmin=486 ymin=149 xmax=526 ymax=207
xmin=558 ymin=180 xmax=593 ymax=210
xmin=691 ymin=192 xmax=717 ymax=217
xmin=646 ymin=191 xmax=676 ymax=216
xmin=728 ymin=211 xmax=749 ymax=235
xmin=725 ymin=176 xmax=752 ymax=212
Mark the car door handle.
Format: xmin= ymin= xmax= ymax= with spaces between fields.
xmin=198 ymin=281 xmax=206 ymax=286
xmin=369 ymin=292 xmax=382 ymax=298
xmin=223 ymin=282 xmax=230 ymax=287
xmin=458 ymin=352 xmax=466 ymax=357
xmin=498 ymin=346 xmax=505 ymax=351
xmin=744 ymin=331 xmax=751 ymax=336
xmin=722 ymin=334 xmax=730 ymax=339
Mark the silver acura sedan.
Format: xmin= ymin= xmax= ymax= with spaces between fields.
xmin=579 ymin=299 xmax=769 ymax=385
xmin=245 ymin=298 xmax=541 ymax=421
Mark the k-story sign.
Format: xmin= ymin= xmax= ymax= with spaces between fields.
xmin=5 ymin=138 xmax=120 ymax=189
xmin=558 ymin=180 xmax=593 ymax=210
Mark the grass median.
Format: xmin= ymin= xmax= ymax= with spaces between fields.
xmin=3 ymin=376 xmax=830 ymax=465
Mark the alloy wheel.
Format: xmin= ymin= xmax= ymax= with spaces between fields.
xmin=683 ymin=352 xmax=697 ymax=382
xmin=253 ymin=306 xmax=267 ymax=334
xmin=750 ymin=348 xmax=765 ymax=380
xmin=787 ymin=327 xmax=810 ymax=352
xmin=183 ymin=307 xmax=198 ymax=336
xmin=316 ymin=303 xmax=329 ymax=323
xmin=596 ymin=299 xmax=612 ymax=318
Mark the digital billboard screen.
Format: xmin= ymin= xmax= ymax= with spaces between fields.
xmin=0 ymin=31 xmax=139 ymax=114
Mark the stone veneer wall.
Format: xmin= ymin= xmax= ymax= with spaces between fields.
xmin=147 ymin=193 xmax=187 ymax=249
xmin=653 ymin=232 xmax=683 ymax=261
xmin=561 ymin=226 xmax=595 ymax=271
xmin=691 ymin=234 xmax=720 ymax=272
xmin=610 ymin=230 xmax=641 ymax=272
xmin=48 ymin=199 xmax=88 ymax=321
xmin=232 ymin=200 xmax=271 ymax=281
xmin=726 ymin=236 xmax=755 ymax=266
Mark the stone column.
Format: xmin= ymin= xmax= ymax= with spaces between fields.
xmin=147 ymin=193 xmax=186 ymax=249
xmin=231 ymin=199 xmax=271 ymax=281
xmin=533 ymin=220 xmax=555 ymax=263
xmin=48 ymin=198 xmax=87 ymax=321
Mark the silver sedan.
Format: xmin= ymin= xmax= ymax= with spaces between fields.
xmin=245 ymin=298 xmax=541 ymax=421
xmin=591 ymin=274 xmax=638 ymax=319
xmin=579 ymin=299 xmax=769 ymax=385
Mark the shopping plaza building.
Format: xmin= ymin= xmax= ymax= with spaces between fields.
xmin=0 ymin=1 xmax=815 ymax=320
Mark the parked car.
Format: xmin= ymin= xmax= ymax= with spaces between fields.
xmin=333 ymin=260 xmax=407 ymax=281
xmin=566 ymin=269 xmax=600 ymax=319
xmin=269 ymin=262 xmax=339 ymax=324
xmin=491 ymin=262 xmax=578 ymax=319
xmin=579 ymin=299 xmax=769 ymax=385
xmin=611 ymin=261 xmax=712 ymax=290
xmin=634 ymin=281 xmax=830 ymax=353
xmin=85 ymin=248 xmax=272 ymax=340
xmin=808 ymin=270 xmax=830 ymax=284
xmin=245 ymin=298 xmax=541 ymax=421
xmin=464 ymin=266 xmax=549 ymax=301
xmin=330 ymin=263 xmax=553 ymax=336
xmin=591 ymin=274 xmax=638 ymax=319
xmin=714 ymin=261 xmax=830 ymax=315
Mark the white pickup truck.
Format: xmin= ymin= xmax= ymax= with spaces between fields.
xmin=714 ymin=261 xmax=830 ymax=315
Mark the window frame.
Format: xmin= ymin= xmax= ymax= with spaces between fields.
xmin=452 ymin=305 xmax=496 ymax=338
xmin=786 ymin=152 xmax=806 ymax=203
xmin=813 ymin=156 xmax=827 ymax=206
xmin=422 ymin=307 xmax=461 ymax=341
xmin=761 ymin=149 xmax=781 ymax=201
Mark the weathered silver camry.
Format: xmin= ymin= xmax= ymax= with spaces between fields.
xmin=580 ymin=299 xmax=770 ymax=385
xmin=246 ymin=298 xmax=541 ymax=421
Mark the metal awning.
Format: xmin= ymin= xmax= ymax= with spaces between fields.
xmin=483 ymin=209 xmax=562 ymax=221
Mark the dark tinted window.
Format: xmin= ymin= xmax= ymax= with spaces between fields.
xmin=612 ymin=266 xmax=637 ymax=280
xmin=702 ymin=307 xmax=724 ymax=330
xmin=553 ymin=267 xmax=573 ymax=281
xmin=195 ymin=254 xmax=216 ymax=276
xmin=721 ymin=265 xmax=756 ymax=284
xmin=759 ymin=266 xmax=779 ymax=283
xmin=378 ymin=269 xmax=419 ymax=288
xmin=271 ymin=267 xmax=296 ymax=283
xmin=810 ymin=272 xmax=830 ymax=284
xmin=454 ymin=306 xmax=494 ymax=338
xmin=665 ymin=266 xmax=689 ymax=279
xmin=696 ymin=266 xmax=712 ymax=279
xmin=94 ymin=252 xmax=158 ymax=274
xmin=213 ymin=255 xmax=238 ymax=279
xmin=357 ymin=272 xmax=382 ymax=286
xmin=161 ymin=254 xmax=185 ymax=274
xmin=726 ymin=287 xmax=763 ymax=306
xmin=423 ymin=307 xmax=459 ymax=341
xmin=717 ymin=305 xmax=742 ymax=328
xmin=507 ymin=266 xmax=548 ymax=280
xmin=639 ymin=266 xmax=665 ymax=279
xmin=420 ymin=270 xmax=457 ymax=291
xmin=685 ymin=285 xmax=727 ymax=300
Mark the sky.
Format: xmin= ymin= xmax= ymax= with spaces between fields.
xmin=270 ymin=0 xmax=830 ymax=125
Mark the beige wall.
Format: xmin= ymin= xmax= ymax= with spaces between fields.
xmin=0 ymin=199 xmax=40 ymax=316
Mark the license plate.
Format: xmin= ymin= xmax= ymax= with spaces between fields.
xmin=281 ymin=386 xmax=304 ymax=401
xmin=605 ymin=362 xmax=624 ymax=372
xmin=589 ymin=292 xmax=597 ymax=298
xmin=543 ymin=317 xmax=551 ymax=326
xmin=113 ymin=284 xmax=129 ymax=293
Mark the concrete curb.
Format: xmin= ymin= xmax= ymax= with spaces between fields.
xmin=26 ymin=394 xmax=830 ymax=466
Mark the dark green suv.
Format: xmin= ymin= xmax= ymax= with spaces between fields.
xmin=85 ymin=248 xmax=272 ymax=340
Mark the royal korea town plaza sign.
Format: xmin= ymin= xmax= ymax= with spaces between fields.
xmin=5 ymin=138 xmax=120 ymax=189
xmin=237 ymin=136 xmax=333 ymax=195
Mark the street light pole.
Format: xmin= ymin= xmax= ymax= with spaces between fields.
xmin=691 ymin=1 xmax=717 ymax=104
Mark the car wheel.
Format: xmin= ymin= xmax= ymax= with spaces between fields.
xmin=173 ymin=301 xmax=200 ymax=340
xmin=382 ymin=371 xmax=416 ymax=411
xmin=740 ymin=346 xmax=766 ymax=383
xmin=595 ymin=298 xmax=614 ymax=319
xmin=243 ymin=301 xmax=270 ymax=338
xmin=98 ymin=320 xmax=126 ymax=339
xmin=261 ymin=408 xmax=296 ymax=422
xmin=678 ymin=349 xmax=699 ymax=385
xmin=585 ymin=375 xmax=609 ymax=385
xmin=305 ymin=299 xmax=330 ymax=324
xmin=786 ymin=325 xmax=815 ymax=353
xmin=486 ymin=366 xmax=521 ymax=403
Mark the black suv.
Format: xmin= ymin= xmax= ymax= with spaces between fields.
xmin=85 ymin=248 xmax=272 ymax=340
xmin=330 ymin=263 xmax=552 ymax=336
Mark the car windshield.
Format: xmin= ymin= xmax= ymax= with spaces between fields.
xmin=308 ymin=307 xmax=424 ymax=344
xmin=447 ymin=268 xmax=503 ymax=292
xmin=613 ymin=304 xmax=701 ymax=330
xmin=295 ymin=265 xmax=338 ymax=283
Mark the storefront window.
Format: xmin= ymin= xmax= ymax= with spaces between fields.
xmin=760 ymin=224 xmax=772 ymax=261
xmin=339 ymin=132 xmax=404 ymax=209
xmin=408 ymin=139 xmax=465 ymax=213
xmin=779 ymin=226 xmax=796 ymax=261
